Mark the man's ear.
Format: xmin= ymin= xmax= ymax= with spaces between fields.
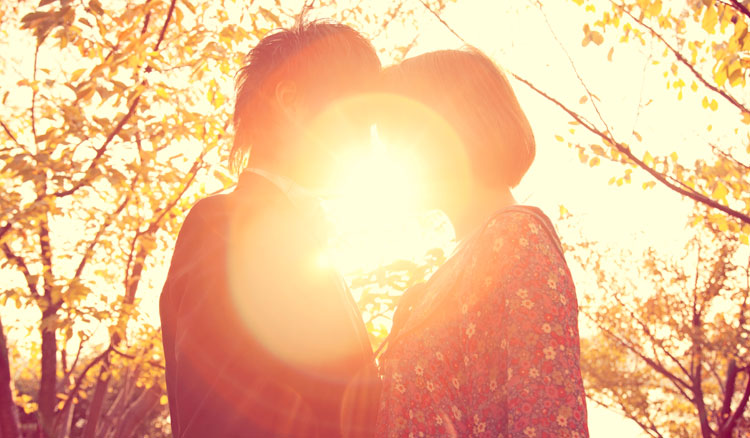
xmin=275 ymin=80 xmax=299 ymax=118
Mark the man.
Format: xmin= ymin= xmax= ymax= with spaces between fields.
xmin=160 ymin=19 xmax=381 ymax=438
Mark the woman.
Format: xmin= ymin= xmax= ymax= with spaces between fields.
xmin=374 ymin=49 xmax=589 ymax=438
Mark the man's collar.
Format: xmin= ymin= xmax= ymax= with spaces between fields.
xmin=242 ymin=167 xmax=321 ymax=210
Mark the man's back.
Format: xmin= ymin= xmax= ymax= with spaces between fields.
xmin=160 ymin=172 xmax=378 ymax=437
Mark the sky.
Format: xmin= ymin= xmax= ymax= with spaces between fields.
xmin=3 ymin=0 xmax=748 ymax=436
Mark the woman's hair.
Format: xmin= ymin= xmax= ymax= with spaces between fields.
xmin=380 ymin=48 xmax=535 ymax=188
xmin=232 ymin=19 xmax=381 ymax=173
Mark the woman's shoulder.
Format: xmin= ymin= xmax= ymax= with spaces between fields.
xmin=483 ymin=205 xmax=556 ymax=238
xmin=473 ymin=205 xmax=565 ymax=262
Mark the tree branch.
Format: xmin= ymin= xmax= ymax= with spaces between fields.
xmin=1 ymin=243 xmax=39 ymax=298
xmin=722 ymin=369 xmax=750 ymax=436
xmin=153 ymin=0 xmax=178 ymax=53
xmin=418 ymin=0 xmax=750 ymax=227
xmin=611 ymin=290 xmax=693 ymax=380
xmin=110 ymin=346 xmax=165 ymax=370
xmin=719 ymin=360 xmax=738 ymax=430
xmin=588 ymin=396 xmax=665 ymax=438
xmin=613 ymin=0 xmax=750 ymax=117
xmin=0 ymin=121 xmax=21 ymax=148
xmin=533 ymin=0 xmax=613 ymax=136
xmin=57 ymin=346 xmax=111 ymax=422
xmin=70 ymin=175 xmax=136 ymax=282
xmin=52 ymin=93 xmax=141 ymax=197
xmin=511 ymin=74 xmax=750 ymax=225
xmin=592 ymin=317 xmax=694 ymax=399
xmin=31 ymin=40 xmax=39 ymax=148
xmin=711 ymin=143 xmax=750 ymax=171
xmin=53 ymin=0 xmax=179 ymax=198
xmin=728 ymin=0 xmax=750 ymax=21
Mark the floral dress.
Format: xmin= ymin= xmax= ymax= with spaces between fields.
xmin=375 ymin=207 xmax=589 ymax=438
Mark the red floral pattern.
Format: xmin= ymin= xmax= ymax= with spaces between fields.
xmin=375 ymin=210 xmax=589 ymax=438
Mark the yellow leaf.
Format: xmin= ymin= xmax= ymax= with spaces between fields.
xmin=643 ymin=151 xmax=654 ymax=166
xmin=648 ymin=0 xmax=662 ymax=16
xmin=607 ymin=47 xmax=614 ymax=61
xmin=160 ymin=395 xmax=168 ymax=405
xmin=633 ymin=131 xmax=643 ymax=141
xmin=579 ymin=95 xmax=589 ymax=104
xmin=71 ymin=68 xmax=86 ymax=82
xmin=712 ymin=182 xmax=728 ymax=201
xmin=702 ymin=5 xmax=718 ymax=33
xmin=559 ymin=205 xmax=570 ymax=218
xmin=590 ymin=31 xmax=604 ymax=45
xmin=691 ymin=81 xmax=698 ymax=91
xmin=741 ymin=234 xmax=749 ymax=245
xmin=702 ymin=96 xmax=710 ymax=108
xmin=710 ymin=99 xmax=718 ymax=111
xmin=670 ymin=152 xmax=678 ymax=162
xmin=555 ymin=135 xmax=564 ymax=142
xmin=714 ymin=65 xmax=728 ymax=86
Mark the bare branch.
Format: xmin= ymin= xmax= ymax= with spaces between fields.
xmin=591 ymin=317 xmax=694 ymax=399
xmin=587 ymin=396 xmax=665 ymax=438
xmin=31 ymin=41 xmax=39 ymax=148
xmin=611 ymin=291 xmax=693 ymax=380
xmin=63 ymin=332 xmax=89 ymax=382
xmin=71 ymin=174 xmax=137 ymax=281
xmin=110 ymin=346 xmax=165 ymax=370
xmin=1 ymin=243 xmax=39 ymax=298
xmin=153 ymin=0 xmax=178 ymax=53
xmin=57 ymin=346 xmax=111 ymax=422
xmin=0 ymin=121 xmax=21 ymax=148
xmin=532 ymin=0 xmax=613 ymax=136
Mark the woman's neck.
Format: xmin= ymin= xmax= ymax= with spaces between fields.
xmin=451 ymin=184 xmax=516 ymax=241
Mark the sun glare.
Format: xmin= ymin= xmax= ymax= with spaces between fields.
xmin=323 ymin=124 xmax=455 ymax=277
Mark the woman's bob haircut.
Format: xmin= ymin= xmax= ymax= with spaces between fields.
xmin=380 ymin=48 xmax=535 ymax=188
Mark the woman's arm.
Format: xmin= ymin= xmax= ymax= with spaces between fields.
xmin=464 ymin=211 xmax=589 ymax=438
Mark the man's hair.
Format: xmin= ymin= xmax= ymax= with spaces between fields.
xmin=231 ymin=20 xmax=381 ymax=173
xmin=381 ymin=48 xmax=535 ymax=188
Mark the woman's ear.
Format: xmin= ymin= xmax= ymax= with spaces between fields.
xmin=275 ymin=80 xmax=299 ymax=119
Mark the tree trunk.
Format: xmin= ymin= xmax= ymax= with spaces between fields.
xmin=109 ymin=385 xmax=160 ymax=438
xmin=0 ymin=317 xmax=20 ymax=438
xmin=38 ymin=309 xmax=57 ymax=438
xmin=81 ymin=367 xmax=110 ymax=438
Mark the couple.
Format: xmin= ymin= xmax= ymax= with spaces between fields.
xmin=159 ymin=18 xmax=589 ymax=438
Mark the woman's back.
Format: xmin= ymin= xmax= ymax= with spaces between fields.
xmin=375 ymin=207 xmax=589 ymax=438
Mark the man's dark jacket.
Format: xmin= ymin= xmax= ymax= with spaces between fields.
xmin=160 ymin=172 xmax=379 ymax=438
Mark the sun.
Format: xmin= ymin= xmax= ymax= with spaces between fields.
xmin=322 ymin=124 xmax=456 ymax=278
